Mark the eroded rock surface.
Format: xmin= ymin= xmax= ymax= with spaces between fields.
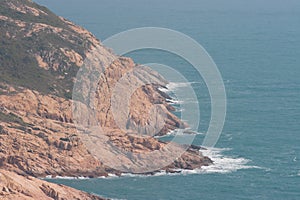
xmin=0 ymin=0 xmax=213 ymax=198
xmin=0 ymin=169 xmax=104 ymax=200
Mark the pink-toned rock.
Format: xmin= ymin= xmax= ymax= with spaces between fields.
xmin=0 ymin=169 xmax=104 ymax=199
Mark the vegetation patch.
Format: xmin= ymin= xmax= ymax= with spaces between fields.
xmin=0 ymin=111 xmax=31 ymax=127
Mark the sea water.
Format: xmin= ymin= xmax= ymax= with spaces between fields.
xmin=36 ymin=0 xmax=300 ymax=199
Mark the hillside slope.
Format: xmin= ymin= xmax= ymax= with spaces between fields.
xmin=0 ymin=0 xmax=212 ymax=198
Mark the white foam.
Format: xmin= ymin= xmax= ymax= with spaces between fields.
xmin=46 ymin=176 xmax=90 ymax=180
xmin=166 ymin=97 xmax=199 ymax=106
xmin=53 ymin=176 xmax=78 ymax=179
xmin=120 ymin=173 xmax=151 ymax=178
xmin=110 ymin=148 xmax=263 ymax=178
xmin=120 ymin=171 xmax=177 ymax=178
xmin=167 ymin=82 xmax=194 ymax=91
xmin=108 ymin=173 xmax=118 ymax=177
xmin=158 ymin=87 xmax=169 ymax=93
xmin=78 ymin=176 xmax=90 ymax=180
xmin=166 ymin=98 xmax=184 ymax=105
xmin=158 ymin=82 xmax=197 ymax=93
xmin=198 ymin=147 xmax=263 ymax=174
xmin=140 ymin=148 xmax=262 ymax=176
xmin=154 ymin=129 xmax=203 ymax=139
xmin=44 ymin=148 xmax=264 ymax=180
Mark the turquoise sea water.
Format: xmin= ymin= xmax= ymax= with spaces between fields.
xmin=36 ymin=0 xmax=300 ymax=199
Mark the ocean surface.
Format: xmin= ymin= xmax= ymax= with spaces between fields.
xmin=36 ymin=0 xmax=300 ymax=199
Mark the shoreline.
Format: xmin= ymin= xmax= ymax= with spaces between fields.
xmin=43 ymin=147 xmax=263 ymax=181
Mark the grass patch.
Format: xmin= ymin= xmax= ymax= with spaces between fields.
xmin=0 ymin=0 xmax=69 ymax=29
xmin=0 ymin=0 xmax=92 ymax=99
xmin=0 ymin=111 xmax=31 ymax=127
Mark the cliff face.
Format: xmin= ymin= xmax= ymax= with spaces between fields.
xmin=0 ymin=0 xmax=212 ymax=198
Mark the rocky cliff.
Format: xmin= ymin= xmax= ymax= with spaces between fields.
xmin=0 ymin=0 xmax=212 ymax=199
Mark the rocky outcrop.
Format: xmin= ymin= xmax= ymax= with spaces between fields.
xmin=0 ymin=0 xmax=213 ymax=199
xmin=0 ymin=86 xmax=211 ymax=175
xmin=0 ymin=169 xmax=104 ymax=199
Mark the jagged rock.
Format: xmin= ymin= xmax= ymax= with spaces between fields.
xmin=0 ymin=0 xmax=213 ymax=198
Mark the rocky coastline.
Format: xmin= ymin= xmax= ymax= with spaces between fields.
xmin=0 ymin=0 xmax=212 ymax=199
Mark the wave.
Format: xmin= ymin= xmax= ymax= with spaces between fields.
xmin=158 ymin=87 xmax=169 ymax=93
xmin=44 ymin=148 xmax=264 ymax=180
xmin=45 ymin=175 xmax=90 ymax=180
xmin=198 ymin=147 xmax=264 ymax=174
xmin=159 ymin=82 xmax=199 ymax=93
xmin=107 ymin=148 xmax=264 ymax=178
xmin=287 ymin=172 xmax=300 ymax=178
xmin=167 ymin=82 xmax=193 ymax=91
xmin=109 ymin=199 xmax=127 ymax=200
xmin=166 ymin=98 xmax=184 ymax=105
xmin=154 ymin=129 xmax=204 ymax=139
